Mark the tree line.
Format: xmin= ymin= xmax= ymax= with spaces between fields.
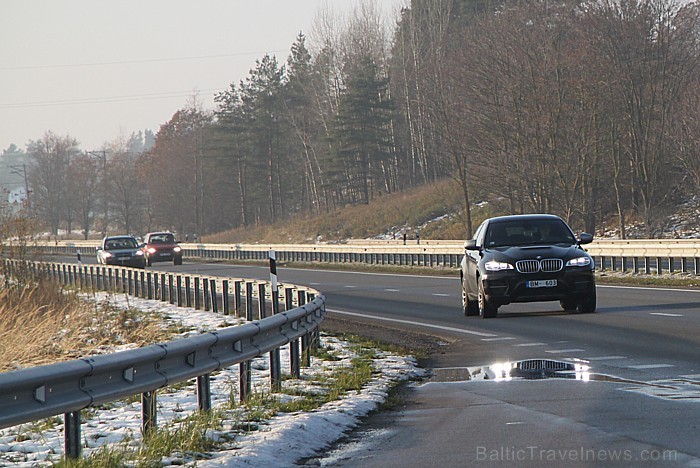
xmin=9 ymin=0 xmax=700 ymax=239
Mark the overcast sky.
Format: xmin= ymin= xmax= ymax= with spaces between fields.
xmin=0 ymin=0 xmax=400 ymax=153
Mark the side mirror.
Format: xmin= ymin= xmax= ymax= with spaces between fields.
xmin=465 ymin=239 xmax=480 ymax=251
xmin=578 ymin=233 xmax=593 ymax=245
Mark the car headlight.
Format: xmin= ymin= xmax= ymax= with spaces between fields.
xmin=566 ymin=256 xmax=591 ymax=267
xmin=173 ymin=246 xmax=182 ymax=253
xmin=135 ymin=250 xmax=144 ymax=256
xmin=103 ymin=252 xmax=112 ymax=258
xmin=147 ymin=248 xmax=156 ymax=254
xmin=485 ymin=261 xmax=514 ymax=272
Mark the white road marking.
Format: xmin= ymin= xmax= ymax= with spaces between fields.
xmin=514 ymin=343 xmax=547 ymax=347
xmin=326 ymin=308 xmax=498 ymax=337
xmin=599 ymin=284 xmax=700 ymax=294
xmin=432 ymin=293 xmax=451 ymax=297
xmin=585 ymin=356 xmax=627 ymax=361
xmin=344 ymin=285 xmax=357 ymax=288
xmin=628 ymin=364 xmax=675 ymax=369
xmin=384 ymin=289 xmax=400 ymax=292
xmin=650 ymin=312 xmax=683 ymax=317
xmin=481 ymin=337 xmax=516 ymax=341
xmin=545 ymin=349 xmax=585 ymax=354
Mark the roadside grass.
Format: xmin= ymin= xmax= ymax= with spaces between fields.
xmin=0 ymin=280 xmax=169 ymax=373
xmin=51 ymin=336 xmax=404 ymax=467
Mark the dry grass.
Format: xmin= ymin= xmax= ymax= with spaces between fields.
xmin=0 ymin=280 xmax=169 ymax=373
xmin=204 ymin=178 xmax=478 ymax=244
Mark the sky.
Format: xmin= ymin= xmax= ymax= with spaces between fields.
xmin=0 ymin=1 xmax=401 ymax=153
xmin=0 ymin=292 xmax=422 ymax=466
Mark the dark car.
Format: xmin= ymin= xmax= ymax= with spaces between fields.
xmin=460 ymin=214 xmax=596 ymax=318
xmin=96 ymin=235 xmax=146 ymax=268
xmin=142 ymin=231 xmax=183 ymax=266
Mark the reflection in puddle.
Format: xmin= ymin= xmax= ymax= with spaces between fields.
xmin=429 ymin=359 xmax=700 ymax=402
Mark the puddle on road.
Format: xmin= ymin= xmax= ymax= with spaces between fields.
xmin=429 ymin=359 xmax=700 ymax=402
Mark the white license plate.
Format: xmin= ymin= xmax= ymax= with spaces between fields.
xmin=159 ymin=253 xmax=171 ymax=257
xmin=526 ymin=279 xmax=557 ymax=288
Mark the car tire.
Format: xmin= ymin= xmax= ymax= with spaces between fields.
xmin=478 ymin=280 xmax=498 ymax=318
xmin=578 ymin=290 xmax=596 ymax=313
xmin=560 ymin=299 xmax=578 ymax=312
xmin=462 ymin=279 xmax=479 ymax=316
xmin=174 ymin=258 xmax=182 ymax=266
xmin=146 ymin=258 xmax=152 ymax=267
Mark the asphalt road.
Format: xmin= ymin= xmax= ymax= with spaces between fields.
xmin=80 ymin=259 xmax=700 ymax=465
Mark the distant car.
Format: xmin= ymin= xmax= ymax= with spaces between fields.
xmin=96 ymin=235 xmax=146 ymax=268
xmin=460 ymin=214 xmax=596 ymax=318
xmin=142 ymin=231 xmax=183 ymax=266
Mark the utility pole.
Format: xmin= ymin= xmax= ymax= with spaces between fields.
xmin=8 ymin=164 xmax=30 ymax=211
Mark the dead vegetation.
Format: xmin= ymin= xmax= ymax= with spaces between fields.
xmin=0 ymin=279 xmax=169 ymax=373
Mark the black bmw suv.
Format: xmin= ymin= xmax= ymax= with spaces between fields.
xmin=460 ymin=214 xmax=596 ymax=318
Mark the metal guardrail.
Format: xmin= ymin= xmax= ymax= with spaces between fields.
xmin=29 ymin=238 xmax=700 ymax=275
xmin=0 ymin=258 xmax=325 ymax=459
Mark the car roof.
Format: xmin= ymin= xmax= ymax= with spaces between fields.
xmin=487 ymin=214 xmax=565 ymax=224
xmin=146 ymin=231 xmax=173 ymax=236
xmin=104 ymin=235 xmax=137 ymax=240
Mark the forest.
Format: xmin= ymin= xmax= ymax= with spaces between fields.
xmin=4 ymin=0 xmax=700 ymax=240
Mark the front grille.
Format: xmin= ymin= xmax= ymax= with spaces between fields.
xmin=517 ymin=359 xmax=573 ymax=371
xmin=516 ymin=258 xmax=563 ymax=273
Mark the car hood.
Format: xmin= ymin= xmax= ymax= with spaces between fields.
xmin=106 ymin=248 xmax=140 ymax=255
xmin=486 ymin=244 xmax=588 ymax=263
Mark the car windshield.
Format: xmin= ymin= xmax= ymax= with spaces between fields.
xmin=105 ymin=238 xmax=138 ymax=250
xmin=485 ymin=219 xmax=575 ymax=247
xmin=150 ymin=234 xmax=175 ymax=244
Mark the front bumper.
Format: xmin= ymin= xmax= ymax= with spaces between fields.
xmin=105 ymin=257 xmax=146 ymax=268
xmin=482 ymin=268 xmax=595 ymax=305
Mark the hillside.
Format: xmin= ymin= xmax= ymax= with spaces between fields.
xmin=204 ymin=179 xmax=472 ymax=244
xmin=203 ymin=178 xmax=700 ymax=244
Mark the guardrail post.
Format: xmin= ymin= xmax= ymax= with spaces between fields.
xmin=197 ymin=374 xmax=212 ymax=411
xmin=245 ymin=282 xmax=254 ymax=321
xmin=222 ymin=280 xmax=230 ymax=315
xmin=258 ymin=283 xmax=266 ymax=319
xmin=270 ymin=286 xmax=281 ymax=392
xmin=64 ymin=411 xmax=81 ymax=459
xmin=644 ymin=257 xmax=651 ymax=275
xmin=160 ymin=274 xmax=167 ymax=301
xmin=142 ymin=390 xmax=157 ymax=434
xmin=656 ymin=257 xmax=663 ymax=275
xmin=234 ymin=281 xmax=243 ymax=317
xmin=176 ymin=276 xmax=183 ymax=306
xmin=695 ymin=258 xmax=700 ymax=276
xmin=210 ymin=279 xmax=218 ymax=314
xmin=287 ymin=287 xmax=301 ymax=378
xmin=203 ymin=278 xmax=210 ymax=311
xmin=298 ymin=291 xmax=311 ymax=367
xmin=168 ymin=275 xmax=174 ymax=304
xmin=240 ymin=360 xmax=251 ymax=403
xmin=185 ymin=276 xmax=192 ymax=307
xmin=146 ymin=272 xmax=153 ymax=299
xmin=194 ymin=277 xmax=201 ymax=310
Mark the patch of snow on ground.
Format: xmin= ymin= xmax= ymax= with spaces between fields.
xmin=0 ymin=292 xmax=424 ymax=466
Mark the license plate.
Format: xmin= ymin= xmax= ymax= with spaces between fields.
xmin=526 ymin=279 xmax=557 ymax=288
xmin=159 ymin=253 xmax=171 ymax=257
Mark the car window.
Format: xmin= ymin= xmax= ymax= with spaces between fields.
xmin=150 ymin=234 xmax=174 ymax=244
xmin=485 ymin=219 xmax=575 ymax=247
xmin=105 ymin=238 xmax=137 ymax=249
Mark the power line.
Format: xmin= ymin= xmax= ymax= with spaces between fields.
xmin=0 ymin=51 xmax=289 ymax=71
xmin=0 ymin=89 xmax=222 ymax=110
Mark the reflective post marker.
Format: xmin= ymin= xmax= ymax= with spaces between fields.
xmin=269 ymin=250 xmax=281 ymax=390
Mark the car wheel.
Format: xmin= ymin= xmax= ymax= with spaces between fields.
xmin=560 ymin=299 xmax=578 ymax=312
xmin=462 ymin=279 xmax=479 ymax=316
xmin=174 ymin=258 xmax=182 ymax=266
xmin=578 ymin=290 xmax=596 ymax=313
xmin=146 ymin=258 xmax=152 ymax=267
xmin=478 ymin=280 xmax=498 ymax=318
